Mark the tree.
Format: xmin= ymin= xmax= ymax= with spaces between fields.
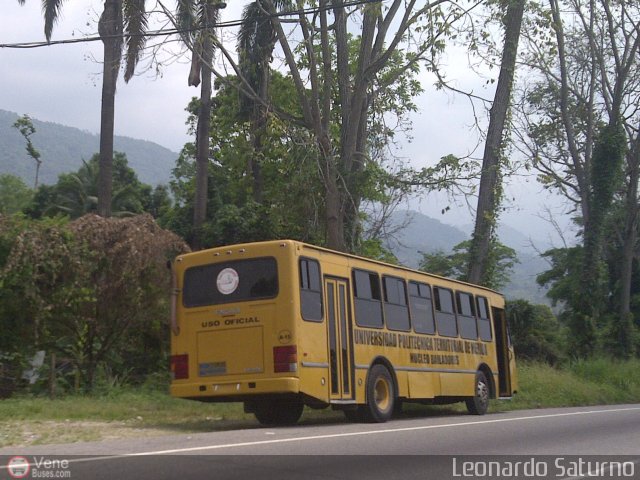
xmin=517 ymin=0 xmax=640 ymax=356
xmin=506 ymin=299 xmax=566 ymax=364
xmin=0 ymin=175 xmax=33 ymax=214
xmin=225 ymin=0 xmax=477 ymax=252
xmin=419 ymin=239 xmax=518 ymax=291
xmin=25 ymin=0 xmax=149 ymax=218
xmin=26 ymin=153 xmax=161 ymax=219
xmin=467 ymin=0 xmax=526 ymax=286
xmin=12 ymin=114 xmax=42 ymax=189
xmin=618 ymin=131 xmax=640 ymax=356
xmin=579 ymin=122 xmax=626 ymax=352
xmin=0 ymin=214 xmax=189 ymax=390
xmin=175 ymin=0 xmax=226 ymax=250
xmin=237 ymin=0 xmax=286 ymax=203
xmin=163 ymin=73 xmax=326 ymax=247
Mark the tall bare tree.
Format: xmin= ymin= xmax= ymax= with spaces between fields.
xmin=255 ymin=0 xmax=474 ymax=251
xmin=517 ymin=0 xmax=640 ymax=355
xmin=467 ymin=0 xmax=526 ymax=286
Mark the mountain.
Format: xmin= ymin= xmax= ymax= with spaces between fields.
xmin=385 ymin=210 xmax=551 ymax=305
xmin=384 ymin=210 xmax=468 ymax=266
xmin=0 ymin=109 xmax=177 ymax=187
xmin=459 ymin=222 xmax=553 ymax=255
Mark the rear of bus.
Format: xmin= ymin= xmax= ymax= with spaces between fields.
xmin=169 ymin=240 xmax=304 ymax=424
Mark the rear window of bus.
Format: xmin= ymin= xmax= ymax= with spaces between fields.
xmin=183 ymin=257 xmax=278 ymax=307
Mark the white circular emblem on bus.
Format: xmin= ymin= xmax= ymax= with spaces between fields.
xmin=217 ymin=268 xmax=239 ymax=295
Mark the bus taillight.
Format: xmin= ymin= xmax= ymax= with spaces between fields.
xmin=273 ymin=345 xmax=297 ymax=373
xmin=170 ymin=354 xmax=189 ymax=380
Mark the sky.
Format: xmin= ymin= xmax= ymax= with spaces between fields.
xmin=0 ymin=1 xmax=575 ymax=249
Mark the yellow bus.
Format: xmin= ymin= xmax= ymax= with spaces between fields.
xmin=170 ymin=240 xmax=517 ymax=425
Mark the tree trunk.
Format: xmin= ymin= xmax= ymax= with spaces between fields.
xmin=249 ymin=66 xmax=269 ymax=204
xmin=192 ymin=7 xmax=215 ymax=251
xmin=617 ymin=132 xmax=639 ymax=357
xmin=321 ymin=135 xmax=345 ymax=252
xmin=97 ymin=0 xmax=123 ymax=218
xmin=467 ymin=0 xmax=525 ymax=285
xmin=34 ymin=161 xmax=41 ymax=190
xmin=343 ymin=95 xmax=370 ymax=252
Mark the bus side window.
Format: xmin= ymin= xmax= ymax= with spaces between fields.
xmin=434 ymin=287 xmax=457 ymax=337
xmin=300 ymin=258 xmax=323 ymax=322
xmin=383 ymin=276 xmax=410 ymax=331
xmin=456 ymin=292 xmax=478 ymax=340
xmin=353 ymin=269 xmax=384 ymax=328
xmin=409 ymin=281 xmax=435 ymax=334
xmin=476 ymin=296 xmax=493 ymax=341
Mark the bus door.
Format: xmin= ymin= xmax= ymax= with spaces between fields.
xmin=324 ymin=277 xmax=355 ymax=401
xmin=492 ymin=307 xmax=517 ymax=397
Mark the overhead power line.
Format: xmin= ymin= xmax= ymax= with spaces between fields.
xmin=0 ymin=0 xmax=385 ymax=49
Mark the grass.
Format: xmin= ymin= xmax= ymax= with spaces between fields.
xmin=1 ymin=358 xmax=640 ymax=447
xmin=493 ymin=358 xmax=640 ymax=411
xmin=0 ymin=389 xmax=259 ymax=447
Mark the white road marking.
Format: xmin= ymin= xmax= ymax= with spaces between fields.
xmin=2 ymin=405 xmax=639 ymax=468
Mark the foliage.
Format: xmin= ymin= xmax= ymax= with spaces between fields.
xmin=25 ymin=153 xmax=170 ymax=220
xmin=225 ymin=0 xmax=479 ymax=251
xmin=579 ymin=122 xmax=627 ymax=310
xmin=0 ymin=214 xmax=78 ymax=355
xmin=498 ymin=359 xmax=640 ymax=411
xmin=536 ymin=247 xmax=584 ymax=307
xmin=518 ymin=0 xmax=640 ymax=358
xmin=355 ymin=238 xmax=399 ymax=265
xmin=506 ymin=299 xmax=566 ymax=364
xmin=0 ymin=213 xmax=189 ymax=392
xmin=536 ymin=243 xmax=640 ymax=357
xmin=12 ymin=114 xmax=42 ymax=188
xmin=163 ymin=73 xmax=327 ymax=247
xmin=0 ymin=175 xmax=33 ymax=214
xmin=419 ymin=239 xmax=518 ymax=290
xmin=419 ymin=246 xmax=468 ymax=280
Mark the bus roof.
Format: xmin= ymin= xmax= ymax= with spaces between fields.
xmin=176 ymin=239 xmax=503 ymax=298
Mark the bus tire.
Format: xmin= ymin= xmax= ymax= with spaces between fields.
xmin=362 ymin=364 xmax=395 ymax=423
xmin=254 ymin=396 xmax=304 ymax=426
xmin=466 ymin=371 xmax=489 ymax=415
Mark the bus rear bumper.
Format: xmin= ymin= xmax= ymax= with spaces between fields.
xmin=170 ymin=377 xmax=300 ymax=400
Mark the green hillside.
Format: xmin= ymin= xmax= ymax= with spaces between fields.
xmin=0 ymin=109 xmax=178 ymax=186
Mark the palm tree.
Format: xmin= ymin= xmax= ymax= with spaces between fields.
xmin=54 ymin=154 xmax=146 ymax=218
xmin=237 ymin=1 xmax=276 ymax=203
xmin=176 ymin=0 xmax=225 ymax=249
xmin=22 ymin=0 xmax=148 ymax=218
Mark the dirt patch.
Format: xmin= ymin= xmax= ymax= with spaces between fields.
xmin=0 ymin=420 xmax=180 ymax=448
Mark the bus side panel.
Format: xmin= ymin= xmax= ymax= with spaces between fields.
xmin=407 ymin=371 xmax=440 ymax=399
xmin=294 ymin=248 xmax=334 ymax=405
xmin=439 ymin=372 xmax=475 ymax=396
xmin=395 ymin=370 xmax=409 ymax=398
xmin=297 ymin=319 xmax=331 ymax=404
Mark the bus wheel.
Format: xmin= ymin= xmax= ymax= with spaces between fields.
xmin=254 ymin=397 xmax=304 ymax=426
xmin=466 ymin=371 xmax=490 ymax=415
xmin=362 ymin=364 xmax=395 ymax=423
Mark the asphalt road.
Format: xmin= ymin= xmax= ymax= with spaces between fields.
xmin=2 ymin=404 xmax=640 ymax=479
